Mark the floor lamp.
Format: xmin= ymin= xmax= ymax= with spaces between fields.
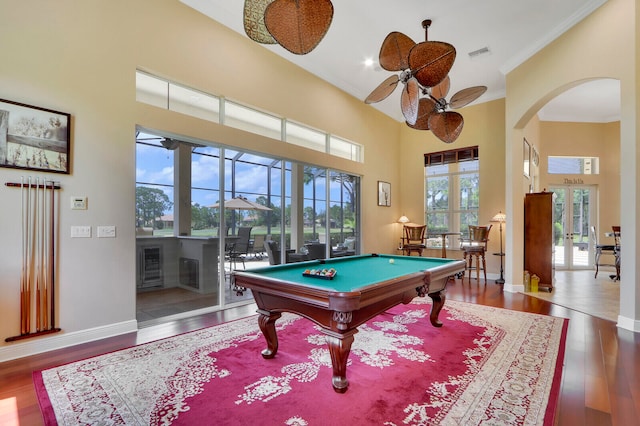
xmin=491 ymin=211 xmax=506 ymax=285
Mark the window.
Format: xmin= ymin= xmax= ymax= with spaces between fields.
xmin=548 ymin=156 xmax=599 ymax=174
xmin=136 ymin=70 xmax=363 ymax=163
xmin=425 ymin=146 xmax=479 ymax=243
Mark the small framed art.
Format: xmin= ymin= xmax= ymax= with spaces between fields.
xmin=378 ymin=181 xmax=391 ymax=206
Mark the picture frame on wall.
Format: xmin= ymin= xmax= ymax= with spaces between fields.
xmin=523 ymin=138 xmax=531 ymax=179
xmin=378 ymin=181 xmax=391 ymax=206
xmin=0 ymin=98 xmax=71 ymax=174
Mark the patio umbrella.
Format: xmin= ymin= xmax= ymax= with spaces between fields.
xmin=209 ymin=196 xmax=272 ymax=211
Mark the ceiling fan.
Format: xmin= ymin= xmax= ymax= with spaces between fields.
xmin=365 ymin=20 xmax=486 ymax=143
xmin=243 ymin=0 xmax=333 ymax=55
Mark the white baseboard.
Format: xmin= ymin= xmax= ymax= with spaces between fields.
xmin=503 ymin=283 xmax=525 ymax=293
xmin=617 ymin=315 xmax=640 ymax=333
xmin=0 ymin=320 xmax=138 ymax=363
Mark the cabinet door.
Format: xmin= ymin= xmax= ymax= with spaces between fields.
xmin=524 ymin=193 xmax=553 ymax=286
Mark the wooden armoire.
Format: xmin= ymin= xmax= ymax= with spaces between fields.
xmin=524 ymin=191 xmax=555 ymax=291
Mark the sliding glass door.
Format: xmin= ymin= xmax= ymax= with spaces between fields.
xmin=135 ymin=130 xmax=361 ymax=325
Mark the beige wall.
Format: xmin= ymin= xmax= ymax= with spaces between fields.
xmin=538 ymin=121 xmax=620 ymax=230
xmin=0 ymin=0 xmax=403 ymax=358
xmin=505 ymin=0 xmax=638 ymax=328
xmin=399 ymin=99 xmax=506 ymax=271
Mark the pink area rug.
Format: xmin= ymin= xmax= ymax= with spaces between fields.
xmin=34 ymin=299 xmax=567 ymax=425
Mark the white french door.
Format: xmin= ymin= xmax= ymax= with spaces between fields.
xmin=549 ymin=185 xmax=596 ymax=270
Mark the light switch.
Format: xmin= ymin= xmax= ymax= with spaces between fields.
xmin=71 ymin=226 xmax=91 ymax=238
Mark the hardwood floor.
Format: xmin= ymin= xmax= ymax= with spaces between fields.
xmin=1 ymin=275 xmax=638 ymax=425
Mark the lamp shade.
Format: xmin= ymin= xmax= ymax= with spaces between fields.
xmin=397 ymin=215 xmax=410 ymax=223
xmin=491 ymin=211 xmax=506 ymax=223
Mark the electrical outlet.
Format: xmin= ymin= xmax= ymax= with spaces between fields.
xmin=97 ymin=225 xmax=116 ymax=238
xmin=71 ymin=226 xmax=91 ymax=238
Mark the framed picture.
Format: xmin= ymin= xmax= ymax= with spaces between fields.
xmin=378 ymin=181 xmax=391 ymax=206
xmin=523 ymin=138 xmax=531 ymax=178
xmin=0 ymin=98 xmax=71 ymax=174
xmin=532 ymin=145 xmax=540 ymax=167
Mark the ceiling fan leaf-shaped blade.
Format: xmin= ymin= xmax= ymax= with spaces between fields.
xmin=407 ymin=98 xmax=437 ymax=130
xmin=409 ymin=41 xmax=456 ymax=88
xmin=401 ymin=77 xmax=420 ymax=125
xmin=450 ymin=86 xmax=488 ymax=109
xmin=365 ymin=75 xmax=399 ymax=104
xmin=244 ymin=0 xmax=277 ymax=44
xmin=430 ymin=75 xmax=450 ymax=100
xmin=265 ymin=0 xmax=334 ymax=55
xmin=429 ymin=111 xmax=464 ymax=143
xmin=379 ymin=31 xmax=416 ymax=72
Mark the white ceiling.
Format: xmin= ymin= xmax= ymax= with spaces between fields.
xmin=181 ymin=0 xmax=619 ymax=123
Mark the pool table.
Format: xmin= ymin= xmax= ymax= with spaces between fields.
xmin=232 ymin=254 xmax=466 ymax=393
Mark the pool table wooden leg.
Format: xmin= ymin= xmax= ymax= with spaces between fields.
xmin=428 ymin=290 xmax=446 ymax=328
xmin=323 ymin=329 xmax=357 ymax=393
xmin=257 ymin=309 xmax=282 ymax=359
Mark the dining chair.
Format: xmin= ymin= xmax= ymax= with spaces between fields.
xmin=590 ymin=226 xmax=616 ymax=278
xmin=612 ymin=225 xmax=621 ymax=280
xmin=402 ymin=224 xmax=427 ymax=256
xmin=460 ymin=224 xmax=492 ymax=284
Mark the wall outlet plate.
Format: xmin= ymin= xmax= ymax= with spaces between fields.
xmin=97 ymin=225 xmax=116 ymax=238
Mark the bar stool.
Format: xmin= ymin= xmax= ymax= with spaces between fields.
xmin=460 ymin=225 xmax=492 ymax=284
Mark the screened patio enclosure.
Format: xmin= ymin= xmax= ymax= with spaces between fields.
xmin=135 ymin=131 xmax=361 ymax=325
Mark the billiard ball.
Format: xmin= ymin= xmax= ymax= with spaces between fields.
xmin=389 ymin=258 xmax=395 ymax=264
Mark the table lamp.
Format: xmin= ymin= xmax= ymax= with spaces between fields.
xmin=397 ymin=215 xmax=410 ymax=251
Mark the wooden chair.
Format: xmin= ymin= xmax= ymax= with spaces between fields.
xmin=402 ymin=224 xmax=427 ymax=256
xmin=590 ymin=226 xmax=616 ymax=278
xmin=460 ymin=224 xmax=492 ymax=284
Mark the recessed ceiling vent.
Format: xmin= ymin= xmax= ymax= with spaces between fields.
xmin=468 ymin=46 xmax=491 ymax=59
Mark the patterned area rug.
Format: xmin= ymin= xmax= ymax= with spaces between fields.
xmin=34 ymin=299 xmax=568 ymax=425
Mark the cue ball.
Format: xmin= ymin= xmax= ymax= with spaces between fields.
xmin=389 ymin=259 xmax=395 ymax=264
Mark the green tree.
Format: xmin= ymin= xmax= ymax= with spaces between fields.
xmin=191 ymin=203 xmax=215 ymax=230
xmin=136 ymin=186 xmax=172 ymax=228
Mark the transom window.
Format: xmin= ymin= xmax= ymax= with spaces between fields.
xmin=548 ymin=156 xmax=599 ymax=174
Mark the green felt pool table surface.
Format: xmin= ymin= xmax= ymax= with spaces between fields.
xmin=240 ymin=254 xmax=460 ymax=292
